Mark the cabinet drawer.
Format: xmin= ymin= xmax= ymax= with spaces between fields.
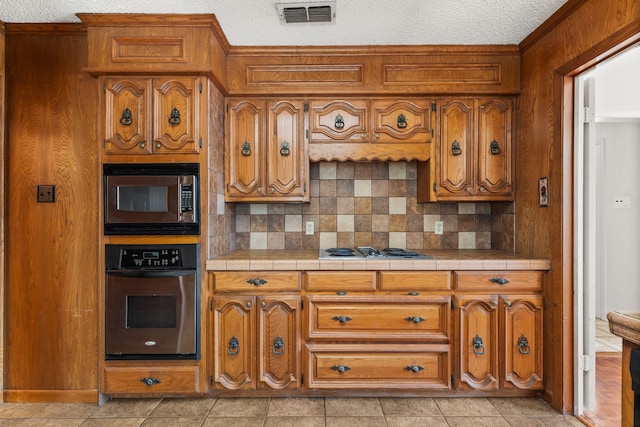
xmin=305 ymin=343 xmax=450 ymax=389
xmin=305 ymin=271 xmax=376 ymax=291
xmin=213 ymin=271 xmax=300 ymax=291
xmin=103 ymin=366 xmax=199 ymax=394
xmin=454 ymin=271 xmax=543 ymax=292
xmin=379 ymin=271 xmax=450 ymax=291
xmin=306 ymin=294 xmax=450 ymax=341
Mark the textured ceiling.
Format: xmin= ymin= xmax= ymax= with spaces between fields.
xmin=0 ymin=0 xmax=569 ymax=46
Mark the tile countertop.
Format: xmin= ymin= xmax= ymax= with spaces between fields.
xmin=607 ymin=311 xmax=640 ymax=346
xmin=206 ymin=249 xmax=551 ymax=271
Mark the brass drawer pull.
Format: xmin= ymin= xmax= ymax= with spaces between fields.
xmin=331 ymin=365 xmax=351 ymax=374
xmin=489 ymin=277 xmax=509 ymax=285
xmin=405 ymin=365 xmax=424 ymax=373
xmin=273 ymin=336 xmax=285 ymax=355
xmin=332 ymin=315 xmax=352 ymax=324
xmin=518 ymin=335 xmax=531 ymax=355
xmin=405 ymin=316 xmax=425 ymax=324
xmin=246 ymin=278 xmax=268 ymax=286
xmin=334 ymin=114 xmax=345 ymax=129
xmin=408 ymin=291 xmax=419 ymax=296
xmin=472 ymin=334 xmax=485 ymax=355
xmin=227 ymin=336 xmax=240 ymax=355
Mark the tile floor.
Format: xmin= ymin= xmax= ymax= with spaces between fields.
xmin=0 ymin=396 xmax=585 ymax=426
xmin=595 ymin=317 xmax=622 ymax=352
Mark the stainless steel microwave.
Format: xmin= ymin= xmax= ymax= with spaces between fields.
xmin=103 ymin=163 xmax=199 ymax=235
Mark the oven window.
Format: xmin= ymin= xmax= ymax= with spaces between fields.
xmin=117 ymin=186 xmax=168 ymax=212
xmin=127 ymin=295 xmax=176 ymax=328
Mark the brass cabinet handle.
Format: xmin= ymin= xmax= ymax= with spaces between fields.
xmin=407 ymin=292 xmax=419 ymax=296
xmin=280 ymin=141 xmax=290 ymax=156
xmin=168 ymin=107 xmax=181 ymax=125
xmin=405 ymin=316 xmax=425 ymax=324
xmin=451 ymin=140 xmax=462 ymax=155
xmin=140 ymin=377 xmax=161 ymax=386
xmin=273 ymin=336 xmax=285 ymax=355
xmin=489 ymin=277 xmax=509 ymax=285
xmin=472 ymin=334 xmax=485 ymax=355
xmin=332 ymin=315 xmax=352 ymax=324
xmin=331 ymin=365 xmax=351 ymax=374
xmin=245 ymin=301 xmax=252 ymax=309
xmin=261 ymin=300 xmax=267 ymax=308
xmin=119 ymin=107 xmax=132 ymax=125
xmin=518 ymin=335 xmax=531 ymax=354
xmin=397 ymin=113 xmax=407 ymax=129
xmin=246 ymin=278 xmax=268 ymax=286
xmin=241 ymin=141 xmax=252 ymax=156
xmin=490 ymin=139 xmax=501 ymax=154
xmin=139 ymin=142 xmax=146 ymax=149
xmin=227 ymin=336 xmax=240 ymax=355
xmin=405 ymin=365 xmax=424 ymax=373
xmin=334 ymin=114 xmax=345 ymax=129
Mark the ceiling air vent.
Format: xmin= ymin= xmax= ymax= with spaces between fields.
xmin=277 ymin=1 xmax=336 ymax=25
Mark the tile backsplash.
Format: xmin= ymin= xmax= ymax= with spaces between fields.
xmin=233 ymin=162 xmax=515 ymax=252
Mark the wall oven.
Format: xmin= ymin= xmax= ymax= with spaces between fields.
xmin=103 ymin=163 xmax=199 ymax=235
xmin=105 ymin=244 xmax=200 ymax=360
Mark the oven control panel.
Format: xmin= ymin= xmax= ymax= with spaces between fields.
xmin=120 ymin=248 xmax=183 ymax=268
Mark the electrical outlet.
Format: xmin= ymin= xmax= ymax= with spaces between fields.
xmin=434 ymin=221 xmax=443 ymax=235
xmin=613 ymin=196 xmax=630 ymax=209
xmin=37 ymin=185 xmax=56 ymax=203
xmin=305 ymin=221 xmax=315 ymax=235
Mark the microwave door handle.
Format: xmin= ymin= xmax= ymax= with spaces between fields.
xmin=106 ymin=270 xmax=195 ymax=278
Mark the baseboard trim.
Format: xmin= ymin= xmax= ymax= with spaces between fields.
xmin=3 ymin=390 xmax=98 ymax=403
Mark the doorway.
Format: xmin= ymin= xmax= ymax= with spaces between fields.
xmin=574 ymin=44 xmax=640 ymax=423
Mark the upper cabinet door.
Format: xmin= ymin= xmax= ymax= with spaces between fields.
xmin=476 ymin=98 xmax=513 ymax=197
xmin=152 ymin=77 xmax=202 ymax=154
xmin=267 ymin=100 xmax=307 ymax=199
xmin=371 ymin=99 xmax=434 ymax=144
xmin=226 ymin=100 xmax=266 ymax=199
xmin=309 ymin=99 xmax=368 ymax=143
xmin=103 ymin=78 xmax=152 ymax=154
xmin=435 ymin=99 xmax=474 ymax=198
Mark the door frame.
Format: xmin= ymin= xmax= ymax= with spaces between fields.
xmin=561 ymin=34 xmax=640 ymax=416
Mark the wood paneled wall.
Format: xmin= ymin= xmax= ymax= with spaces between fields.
xmin=517 ymin=0 xmax=640 ymax=413
xmin=4 ymin=25 xmax=99 ymax=402
xmin=0 ymin=21 xmax=6 ymax=402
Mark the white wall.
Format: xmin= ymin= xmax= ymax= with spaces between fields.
xmin=596 ymin=122 xmax=640 ymax=314
xmin=595 ymin=45 xmax=640 ymax=118
xmin=592 ymin=45 xmax=640 ymax=315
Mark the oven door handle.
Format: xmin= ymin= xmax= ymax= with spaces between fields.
xmin=106 ymin=270 xmax=195 ymax=278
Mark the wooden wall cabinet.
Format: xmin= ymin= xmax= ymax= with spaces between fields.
xmin=225 ymin=99 xmax=308 ymax=202
xmin=454 ymin=271 xmax=544 ymax=391
xmin=211 ymin=272 xmax=302 ymax=390
xmin=308 ymin=98 xmax=435 ymax=161
xmin=103 ymin=76 xmax=204 ymax=155
xmin=418 ymin=97 xmax=514 ymax=202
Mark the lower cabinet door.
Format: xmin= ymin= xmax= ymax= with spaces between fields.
xmin=103 ymin=366 xmax=200 ymax=394
xmin=258 ymin=295 xmax=301 ymax=389
xmin=456 ymin=295 xmax=499 ymax=390
xmin=503 ymin=295 xmax=544 ymax=390
xmin=305 ymin=343 xmax=450 ymax=389
xmin=212 ymin=296 xmax=256 ymax=390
